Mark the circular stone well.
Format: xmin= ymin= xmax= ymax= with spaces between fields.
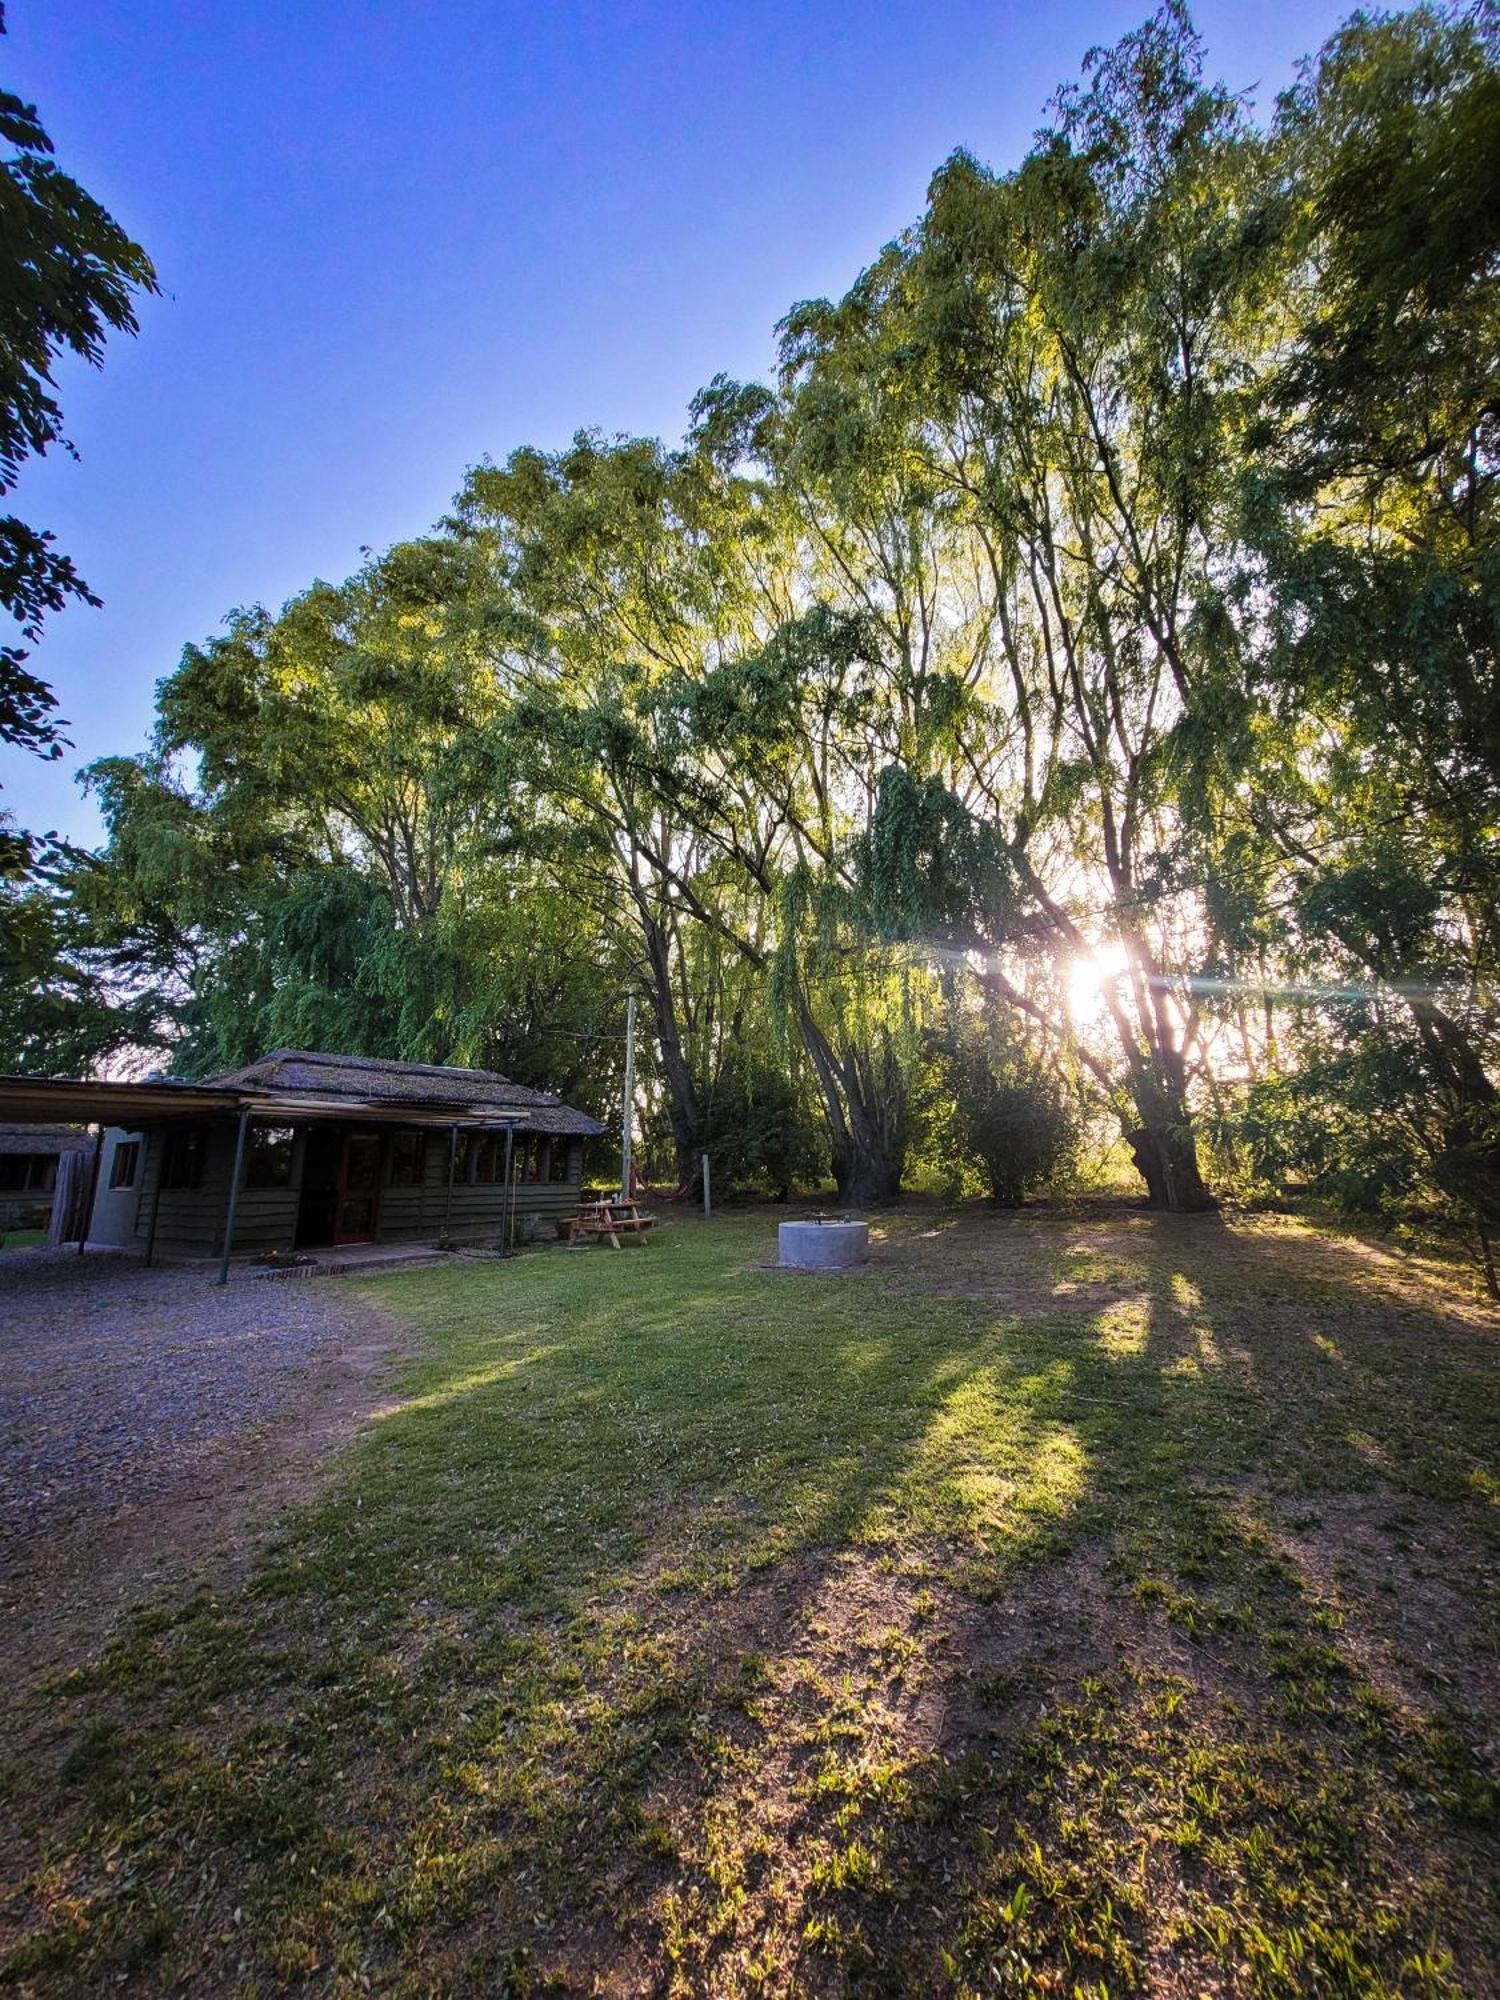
xmin=777 ymin=1218 xmax=870 ymax=1271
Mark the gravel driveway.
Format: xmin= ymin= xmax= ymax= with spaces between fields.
xmin=0 ymin=1248 xmax=406 ymax=1674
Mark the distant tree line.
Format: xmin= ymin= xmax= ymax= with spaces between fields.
xmin=4 ymin=5 xmax=1498 ymax=1278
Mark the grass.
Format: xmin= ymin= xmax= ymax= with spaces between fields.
xmin=1 ymin=1204 xmax=1497 ymax=1995
xmin=0 ymin=1228 xmax=47 ymax=1252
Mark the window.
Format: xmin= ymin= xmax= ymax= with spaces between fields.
xmin=549 ymin=1139 xmax=571 ymax=1184
xmin=245 ymin=1125 xmax=296 ymax=1189
xmin=468 ymin=1132 xmax=507 ymax=1184
xmin=0 ymin=1155 xmax=36 ymax=1192
xmin=109 ymin=1141 xmax=141 ymax=1190
xmin=388 ymin=1131 xmax=425 ymax=1187
xmin=161 ymin=1126 xmax=205 ymax=1191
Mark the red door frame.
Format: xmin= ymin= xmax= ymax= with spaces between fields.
xmin=332 ymin=1129 xmax=383 ymax=1245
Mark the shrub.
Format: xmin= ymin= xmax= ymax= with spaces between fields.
xmin=949 ymin=1039 xmax=1078 ymax=1206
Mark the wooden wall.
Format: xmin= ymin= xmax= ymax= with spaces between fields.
xmin=133 ymin=1122 xmax=300 ymax=1260
xmin=129 ymin=1121 xmax=586 ymax=1259
xmin=381 ymin=1132 xmax=584 ymax=1245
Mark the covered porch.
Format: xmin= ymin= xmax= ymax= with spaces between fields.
xmin=0 ymin=1070 xmax=597 ymax=1283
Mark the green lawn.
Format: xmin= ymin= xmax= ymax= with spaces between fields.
xmin=3 ymin=1207 xmax=1497 ymax=1995
xmin=0 ymin=1228 xmax=48 ymax=1252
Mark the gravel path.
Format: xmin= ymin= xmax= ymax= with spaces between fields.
xmin=0 ymin=1248 xmax=408 ymax=1671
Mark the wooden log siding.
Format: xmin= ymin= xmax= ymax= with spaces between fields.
xmin=132 ymin=1122 xmax=587 ymax=1259
xmin=384 ymin=1132 xmax=586 ymax=1246
xmin=132 ymin=1121 xmax=301 ymax=1260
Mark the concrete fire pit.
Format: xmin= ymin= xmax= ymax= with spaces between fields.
xmin=777 ymin=1217 xmax=869 ymax=1271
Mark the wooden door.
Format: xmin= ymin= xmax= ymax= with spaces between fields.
xmin=333 ymin=1132 xmax=383 ymax=1244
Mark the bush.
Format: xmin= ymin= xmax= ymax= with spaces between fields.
xmin=948 ymin=1038 xmax=1078 ymax=1206
xmin=702 ymin=1049 xmax=826 ymax=1199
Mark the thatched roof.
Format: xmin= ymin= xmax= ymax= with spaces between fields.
xmin=208 ymin=1051 xmax=605 ymax=1137
xmin=0 ymin=1122 xmax=91 ymax=1157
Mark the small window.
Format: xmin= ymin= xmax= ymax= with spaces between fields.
xmin=109 ymin=1141 xmax=141 ymax=1190
xmin=0 ymin=1156 xmax=29 ymax=1192
xmin=245 ymin=1125 xmax=296 ymax=1188
xmin=388 ymin=1131 xmax=424 ymax=1187
xmin=549 ymin=1140 xmax=571 ymax=1184
xmin=161 ymin=1126 xmax=206 ymax=1191
xmin=469 ymin=1133 xmax=506 ymax=1184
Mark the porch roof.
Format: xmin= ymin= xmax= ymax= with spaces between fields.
xmin=0 ymin=1067 xmax=602 ymax=1137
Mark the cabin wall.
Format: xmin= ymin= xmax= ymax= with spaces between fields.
xmin=125 ymin=1121 xmax=586 ymax=1259
xmin=376 ymin=1132 xmax=584 ymax=1245
xmin=0 ymin=1150 xmax=76 ymax=1231
xmin=132 ymin=1122 xmax=301 ymax=1260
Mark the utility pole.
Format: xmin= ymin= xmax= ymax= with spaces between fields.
xmin=620 ymin=988 xmax=637 ymax=1201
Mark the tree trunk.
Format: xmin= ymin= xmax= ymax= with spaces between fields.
xmin=800 ymin=1008 xmax=906 ymax=1207
xmin=640 ymin=912 xmax=704 ymax=1185
xmin=1126 ymin=1102 xmax=1216 ymax=1212
xmin=832 ymin=1141 xmax=904 ymax=1208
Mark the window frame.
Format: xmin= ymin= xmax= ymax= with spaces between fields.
xmin=109 ymin=1140 xmax=141 ymax=1191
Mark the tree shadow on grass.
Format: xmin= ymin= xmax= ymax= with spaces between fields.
xmin=3 ymin=1208 xmax=1497 ymax=1995
xmin=702 ymin=1216 xmax=1500 ymax=1998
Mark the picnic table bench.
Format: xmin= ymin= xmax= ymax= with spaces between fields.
xmin=567 ymin=1198 xmax=658 ymax=1249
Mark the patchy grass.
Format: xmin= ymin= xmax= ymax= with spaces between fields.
xmin=1 ymin=1205 xmax=1496 ymax=1995
xmin=0 ymin=1228 xmax=47 ymax=1252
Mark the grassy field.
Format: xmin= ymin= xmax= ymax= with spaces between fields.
xmin=2 ymin=1205 xmax=1497 ymax=1996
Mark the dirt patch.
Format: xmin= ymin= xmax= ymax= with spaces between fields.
xmin=1270 ymin=1491 xmax=1500 ymax=1744
xmin=0 ymin=1270 xmax=415 ymax=1693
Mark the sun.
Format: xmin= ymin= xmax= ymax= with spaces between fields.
xmin=1067 ymin=942 xmax=1129 ymax=1025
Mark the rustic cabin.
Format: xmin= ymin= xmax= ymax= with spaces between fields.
xmin=0 ymin=1123 xmax=91 ymax=1232
xmin=0 ymin=1051 xmax=605 ymax=1272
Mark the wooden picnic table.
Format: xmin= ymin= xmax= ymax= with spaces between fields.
xmin=567 ymin=1197 xmax=658 ymax=1250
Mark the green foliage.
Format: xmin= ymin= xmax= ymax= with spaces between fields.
xmin=700 ymin=1042 xmax=825 ymax=1198
xmin=941 ymin=1029 xmax=1080 ymax=1207
xmin=0 ymin=57 xmax=156 ymax=760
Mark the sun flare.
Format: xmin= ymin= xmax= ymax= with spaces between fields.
xmin=1067 ymin=942 xmax=1130 ymax=1025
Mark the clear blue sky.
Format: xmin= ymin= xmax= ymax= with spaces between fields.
xmin=4 ymin=0 xmax=1354 ymax=847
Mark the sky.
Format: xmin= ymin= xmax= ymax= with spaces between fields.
xmin=3 ymin=0 xmax=1355 ymax=848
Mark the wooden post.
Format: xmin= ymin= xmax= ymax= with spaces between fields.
xmin=76 ymin=1126 xmax=105 ymax=1254
xmin=215 ymin=1109 xmax=251 ymax=1287
xmin=143 ymin=1134 xmax=165 ymax=1266
xmin=702 ymin=1151 xmax=712 ymax=1218
xmin=620 ymin=988 xmax=636 ymax=1201
xmin=443 ymin=1123 xmax=458 ymax=1240
xmin=501 ymin=1123 xmax=515 ymax=1256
